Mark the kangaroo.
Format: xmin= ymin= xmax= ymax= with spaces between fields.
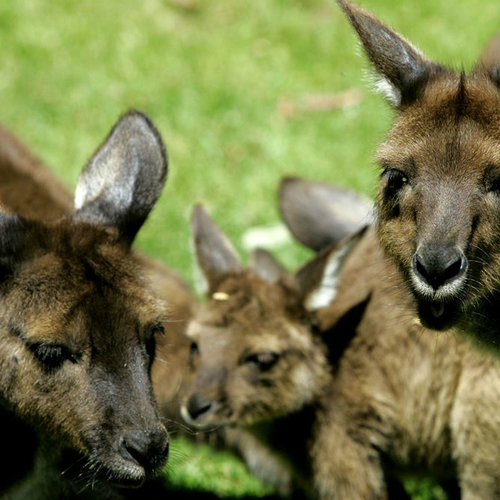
xmin=177 ymin=202 xmax=500 ymax=500
xmin=0 ymin=111 xmax=173 ymax=500
xmin=336 ymin=0 xmax=500 ymax=350
xmin=0 ymin=120 xmax=197 ymax=441
xmin=180 ymin=194 xmax=500 ymax=499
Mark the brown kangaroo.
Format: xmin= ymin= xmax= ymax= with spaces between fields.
xmin=337 ymin=0 xmax=500 ymax=350
xmin=0 ymin=120 xmax=197 ymax=443
xmin=179 ymin=198 xmax=500 ymax=500
xmin=0 ymin=111 xmax=173 ymax=500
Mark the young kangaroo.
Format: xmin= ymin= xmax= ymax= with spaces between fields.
xmin=0 ymin=111 xmax=172 ymax=500
xmin=181 ymin=199 xmax=500 ymax=500
xmin=181 ymin=204 xmax=353 ymax=498
xmin=338 ymin=0 xmax=500 ymax=350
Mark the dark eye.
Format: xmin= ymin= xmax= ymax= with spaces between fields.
xmin=245 ymin=352 xmax=280 ymax=371
xmin=190 ymin=341 xmax=199 ymax=357
xmin=29 ymin=343 xmax=76 ymax=372
xmin=384 ymin=168 xmax=409 ymax=191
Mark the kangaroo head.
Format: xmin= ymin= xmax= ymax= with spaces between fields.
xmin=339 ymin=0 xmax=500 ymax=335
xmin=0 ymin=112 xmax=169 ymax=488
xmin=180 ymin=205 xmax=361 ymax=430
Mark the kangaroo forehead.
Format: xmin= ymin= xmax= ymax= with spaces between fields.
xmin=381 ymin=103 xmax=500 ymax=172
xmin=5 ymin=252 xmax=162 ymax=343
xmin=388 ymin=75 xmax=500 ymax=141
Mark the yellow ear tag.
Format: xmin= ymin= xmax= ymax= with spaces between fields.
xmin=212 ymin=292 xmax=230 ymax=301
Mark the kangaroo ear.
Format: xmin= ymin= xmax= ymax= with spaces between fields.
xmin=249 ymin=248 xmax=286 ymax=283
xmin=191 ymin=204 xmax=241 ymax=291
xmin=475 ymin=31 xmax=500 ymax=85
xmin=295 ymin=227 xmax=367 ymax=312
xmin=73 ymin=111 xmax=167 ymax=245
xmin=338 ymin=0 xmax=440 ymax=107
xmin=279 ymin=177 xmax=372 ymax=252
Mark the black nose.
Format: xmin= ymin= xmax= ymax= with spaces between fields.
xmin=413 ymin=245 xmax=466 ymax=290
xmin=186 ymin=393 xmax=214 ymax=421
xmin=118 ymin=427 xmax=169 ymax=469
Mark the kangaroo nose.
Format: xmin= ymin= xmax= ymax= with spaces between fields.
xmin=118 ymin=427 xmax=169 ymax=469
xmin=412 ymin=246 xmax=466 ymax=290
xmin=186 ymin=393 xmax=214 ymax=421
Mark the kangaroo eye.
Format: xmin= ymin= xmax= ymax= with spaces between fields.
xmin=384 ymin=168 xmax=409 ymax=191
xmin=29 ymin=343 xmax=76 ymax=372
xmin=245 ymin=352 xmax=280 ymax=371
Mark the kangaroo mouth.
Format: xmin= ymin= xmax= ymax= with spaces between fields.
xmin=111 ymin=471 xmax=145 ymax=489
xmin=180 ymin=404 xmax=228 ymax=430
xmin=60 ymin=454 xmax=147 ymax=492
xmin=89 ymin=458 xmax=147 ymax=489
xmin=416 ymin=300 xmax=459 ymax=331
xmin=82 ymin=446 xmax=168 ymax=489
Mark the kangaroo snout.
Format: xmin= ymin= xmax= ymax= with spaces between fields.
xmin=185 ymin=393 xmax=215 ymax=421
xmin=117 ymin=426 xmax=169 ymax=471
xmin=412 ymin=245 xmax=467 ymax=293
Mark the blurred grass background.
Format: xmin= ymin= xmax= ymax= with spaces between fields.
xmin=0 ymin=1 xmax=498 ymax=499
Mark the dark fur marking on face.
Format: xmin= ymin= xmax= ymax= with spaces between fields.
xmin=320 ymin=295 xmax=371 ymax=368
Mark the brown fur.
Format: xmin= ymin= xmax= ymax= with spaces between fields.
xmin=310 ymin=230 xmax=490 ymax=500
xmin=0 ymin=121 xmax=197 ymax=441
xmin=0 ymin=124 xmax=73 ymax=220
xmin=181 ymin=206 xmax=332 ymax=497
xmin=182 ymin=199 xmax=500 ymax=500
xmin=144 ymin=254 xmax=197 ymax=430
xmin=0 ymin=112 xmax=173 ymax=499
xmin=338 ymin=1 xmax=500 ymax=350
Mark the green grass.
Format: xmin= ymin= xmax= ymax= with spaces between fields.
xmin=1 ymin=1 xmax=499 ymax=498
xmin=164 ymin=438 xmax=276 ymax=498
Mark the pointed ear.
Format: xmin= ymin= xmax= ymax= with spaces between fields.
xmin=476 ymin=31 xmax=500 ymax=85
xmin=249 ymin=248 xmax=286 ymax=283
xmin=279 ymin=177 xmax=372 ymax=252
xmin=73 ymin=111 xmax=167 ymax=245
xmin=295 ymin=227 xmax=367 ymax=312
xmin=191 ymin=204 xmax=241 ymax=291
xmin=338 ymin=0 xmax=440 ymax=107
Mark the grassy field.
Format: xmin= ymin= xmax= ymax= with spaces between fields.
xmin=1 ymin=1 xmax=499 ymax=499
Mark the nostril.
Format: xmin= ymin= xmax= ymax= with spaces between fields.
xmin=118 ymin=428 xmax=169 ymax=469
xmin=441 ymin=255 xmax=464 ymax=283
xmin=119 ymin=434 xmax=147 ymax=467
xmin=414 ymin=254 xmax=429 ymax=282
xmin=186 ymin=394 xmax=214 ymax=421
